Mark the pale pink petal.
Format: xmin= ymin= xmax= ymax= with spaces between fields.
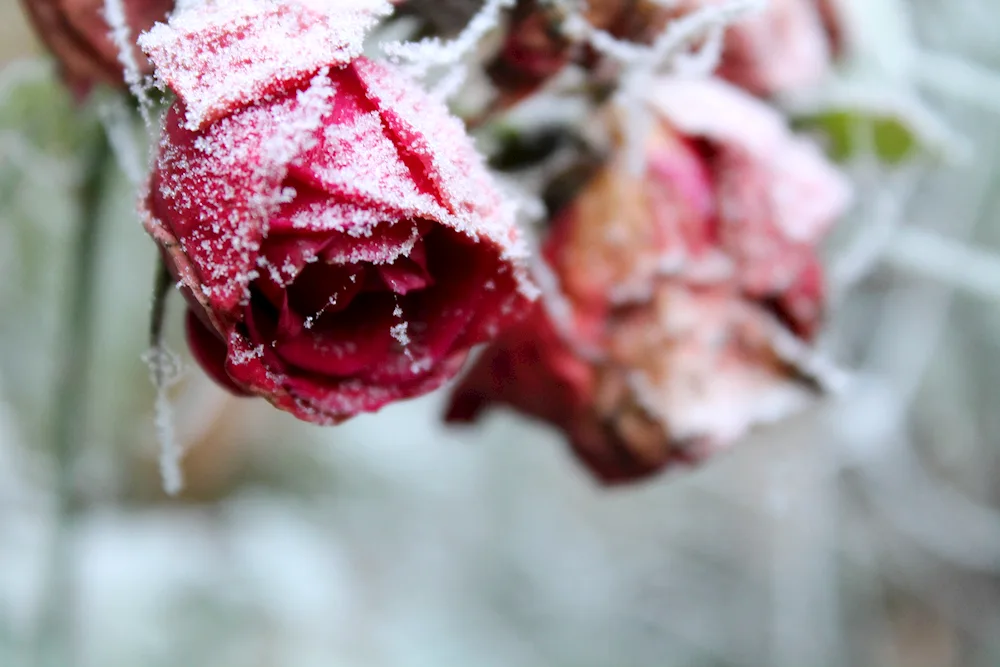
xmin=645 ymin=77 xmax=853 ymax=244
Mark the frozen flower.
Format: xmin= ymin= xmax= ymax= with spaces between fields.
xmin=697 ymin=0 xmax=843 ymax=96
xmin=140 ymin=0 xmax=533 ymax=424
xmin=447 ymin=78 xmax=851 ymax=484
xmin=19 ymin=0 xmax=173 ymax=97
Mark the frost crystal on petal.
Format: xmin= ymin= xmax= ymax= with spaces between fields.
xmin=139 ymin=0 xmax=392 ymax=130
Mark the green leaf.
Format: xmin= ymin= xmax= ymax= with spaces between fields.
xmin=794 ymin=109 xmax=920 ymax=165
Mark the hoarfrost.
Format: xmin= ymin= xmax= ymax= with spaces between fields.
xmin=228 ymin=335 xmax=265 ymax=365
xmin=303 ymin=107 xmax=446 ymax=223
xmin=305 ymin=293 xmax=344 ymax=329
xmin=354 ymin=60 xmax=533 ymax=273
xmin=150 ymin=67 xmax=339 ymax=309
xmin=141 ymin=345 xmax=185 ymax=496
xmin=259 ymin=69 xmax=337 ymax=179
xmin=382 ymin=0 xmax=515 ymax=99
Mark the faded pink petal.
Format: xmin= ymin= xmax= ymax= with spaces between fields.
xmin=447 ymin=75 xmax=850 ymax=485
xmin=646 ymin=77 xmax=851 ymax=259
xmin=716 ymin=0 xmax=834 ymax=96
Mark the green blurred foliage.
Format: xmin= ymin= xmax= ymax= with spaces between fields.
xmin=795 ymin=109 xmax=920 ymax=165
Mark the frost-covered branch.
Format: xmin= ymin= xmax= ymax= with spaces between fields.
xmin=383 ymin=0 xmax=515 ymax=71
xmin=563 ymin=0 xmax=763 ymax=72
xmin=143 ymin=261 xmax=186 ymax=496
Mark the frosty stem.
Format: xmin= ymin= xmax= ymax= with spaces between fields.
xmin=34 ymin=125 xmax=112 ymax=667
xmin=148 ymin=256 xmax=186 ymax=495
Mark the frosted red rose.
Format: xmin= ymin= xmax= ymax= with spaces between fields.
xmin=448 ymin=78 xmax=852 ymax=484
xmin=139 ymin=1 xmax=533 ymax=424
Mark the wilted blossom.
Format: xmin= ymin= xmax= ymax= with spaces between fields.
xmin=447 ymin=78 xmax=852 ymax=484
xmin=139 ymin=0 xmax=534 ymax=424
xmin=20 ymin=0 xmax=173 ymax=97
xmin=693 ymin=0 xmax=844 ymax=96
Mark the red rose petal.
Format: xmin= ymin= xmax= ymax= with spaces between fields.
xmin=275 ymin=292 xmax=396 ymax=377
xmin=184 ymin=308 xmax=251 ymax=396
xmin=283 ymin=260 xmax=367 ymax=323
xmin=375 ymin=239 xmax=432 ymax=294
xmin=288 ymin=63 xmax=444 ymax=221
xmin=284 ymin=349 xmax=468 ymax=421
xmin=149 ymin=102 xmax=287 ymax=315
xmin=320 ymin=219 xmax=428 ymax=266
xmin=255 ymin=231 xmax=336 ymax=306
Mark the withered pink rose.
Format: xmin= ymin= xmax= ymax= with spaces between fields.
xmin=140 ymin=1 xmax=534 ymax=424
xmin=696 ymin=0 xmax=843 ymax=96
xmin=20 ymin=0 xmax=173 ymax=97
xmin=448 ymin=78 xmax=851 ymax=484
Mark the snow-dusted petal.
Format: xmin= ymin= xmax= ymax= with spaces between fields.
xmin=139 ymin=0 xmax=392 ymax=130
xmin=354 ymin=59 xmax=528 ymax=258
xmin=609 ymin=283 xmax=814 ymax=448
xmin=290 ymin=65 xmax=446 ymax=222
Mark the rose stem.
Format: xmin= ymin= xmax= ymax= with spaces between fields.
xmin=33 ymin=125 xmax=112 ymax=667
xmin=150 ymin=259 xmax=171 ymax=355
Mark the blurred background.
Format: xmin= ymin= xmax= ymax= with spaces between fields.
xmin=2 ymin=0 xmax=1000 ymax=665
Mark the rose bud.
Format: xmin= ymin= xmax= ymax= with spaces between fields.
xmin=139 ymin=0 xmax=534 ymax=424
xmin=20 ymin=0 xmax=173 ymax=97
xmin=447 ymin=78 xmax=851 ymax=484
